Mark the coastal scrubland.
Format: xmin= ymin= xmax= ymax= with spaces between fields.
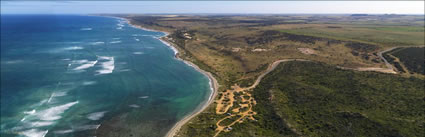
xmin=122 ymin=14 xmax=425 ymax=137
xmin=383 ymin=47 xmax=425 ymax=76
xmin=220 ymin=61 xmax=424 ymax=137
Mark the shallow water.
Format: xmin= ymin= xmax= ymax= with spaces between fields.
xmin=1 ymin=15 xmax=211 ymax=137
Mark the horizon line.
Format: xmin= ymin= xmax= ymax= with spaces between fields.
xmin=2 ymin=13 xmax=424 ymax=15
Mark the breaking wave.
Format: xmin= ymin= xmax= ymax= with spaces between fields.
xmin=87 ymin=111 xmax=107 ymax=120
xmin=129 ymin=104 xmax=140 ymax=108
xmin=63 ymin=46 xmax=83 ymax=50
xmin=80 ymin=28 xmax=92 ymax=31
xmin=73 ymin=60 xmax=98 ymax=70
xmin=109 ymin=41 xmax=121 ymax=44
xmin=82 ymin=81 xmax=97 ymax=85
xmin=90 ymin=42 xmax=105 ymax=45
xmin=96 ymin=56 xmax=115 ymax=75
xmin=15 ymin=101 xmax=78 ymax=137
xmin=36 ymin=101 xmax=79 ymax=121
xmin=133 ymin=52 xmax=144 ymax=55
xmin=139 ymin=96 xmax=149 ymax=99
xmin=20 ymin=129 xmax=48 ymax=137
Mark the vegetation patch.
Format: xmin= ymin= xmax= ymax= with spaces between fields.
xmin=248 ymin=61 xmax=424 ymax=137
xmin=344 ymin=42 xmax=379 ymax=53
xmin=383 ymin=47 xmax=425 ymax=75
xmin=391 ymin=47 xmax=425 ymax=74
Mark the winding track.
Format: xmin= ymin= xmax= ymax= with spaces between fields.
xmin=377 ymin=47 xmax=399 ymax=70
xmin=213 ymin=59 xmax=310 ymax=137
xmin=211 ymin=46 xmax=424 ymax=136
xmin=248 ymin=59 xmax=310 ymax=90
xmin=377 ymin=45 xmax=424 ymax=72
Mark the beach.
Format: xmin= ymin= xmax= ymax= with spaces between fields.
xmin=124 ymin=17 xmax=220 ymax=137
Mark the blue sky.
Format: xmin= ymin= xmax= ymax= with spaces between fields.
xmin=1 ymin=1 xmax=424 ymax=14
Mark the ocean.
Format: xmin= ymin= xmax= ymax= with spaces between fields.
xmin=1 ymin=15 xmax=211 ymax=137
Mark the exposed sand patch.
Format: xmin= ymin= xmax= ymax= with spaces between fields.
xmin=297 ymin=48 xmax=316 ymax=55
xmin=232 ymin=48 xmax=241 ymax=52
xmin=213 ymin=59 xmax=310 ymax=137
xmin=354 ymin=67 xmax=397 ymax=74
xmin=251 ymin=48 xmax=270 ymax=52
xmin=214 ymin=85 xmax=257 ymax=136
xmin=183 ymin=33 xmax=192 ymax=39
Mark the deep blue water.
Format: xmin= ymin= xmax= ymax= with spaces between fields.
xmin=1 ymin=15 xmax=211 ymax=137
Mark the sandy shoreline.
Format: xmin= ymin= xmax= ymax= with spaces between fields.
xmin=120 ymin=17 xmax=220 ymax=137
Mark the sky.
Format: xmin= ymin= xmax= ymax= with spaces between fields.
xmin=1 ymin=1 xmax=424 ymax=14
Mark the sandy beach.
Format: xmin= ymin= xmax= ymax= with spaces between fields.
xmin=123 ymin=17 xmax=220 ymax=137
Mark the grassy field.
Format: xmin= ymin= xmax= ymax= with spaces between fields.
xmin=121 ymin=14 xmax=425 ymax=137
xmin=124 ymin=15 xmax=424 ymax=85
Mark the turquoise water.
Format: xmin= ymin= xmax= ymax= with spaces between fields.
xmin=1 ymin=15 xmax=211 ymax=137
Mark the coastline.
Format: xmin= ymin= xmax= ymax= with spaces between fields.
xmin=121 ymin=17 xmax=219 ymax=137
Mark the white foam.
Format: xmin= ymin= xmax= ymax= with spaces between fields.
xmin=54 ymin=129 xmax=74 ymax=134
xmin=24 ymin=109 xmax=36 ymax=115
xmin=20 ymin=129 xmax=48 ymax=137
xmin=36 ymin=101 xmax=79 ymax=121
xmin=133 ymin=52 xmax=144 ymax=55
xmin=4 ymin=60 xmax=24 ymax=64
xmin=76 ymin=124 xmax=101 ymax=130
xmin=90 ymin=42 xmax=104 ymax=45
xmin=134 ymin=38 xmax=140 ymax=41
xmin=109 ymin=41 xmax=121 ymax=44
xmin=29 ymin=121 xmax=55 ymax=127
xmin=208 ymin=80 xmax=214 ymax=101
xmin=80 ymin=28 xmax=92 ymax=31
xmin=73 ymin=59 xmax=89 ymax=64
xmin=49 ymin=88 xmax=72 ymax=98
xmin=47 ymin=95 xmax=54 ymax=103
xmin=52 ymin=91 xmax=67 ymax=97
xmin=74 ymin=60 xmax=98 ymax=70
xmin=96 ymin=56 xmax=114 ymax=75
xmin=129 ymin=104 xmax=140 ymax=108
xmin=116 ymin=21 xmax=125 ymax=30
xmin=64 ymin=46 xmax=83 ymax=50
xmin=138 ymin=96 xmax=149 ymax=99
xmin=82 ymin=81 xmax=97 ymax=86
xmin=30 ymin=99 xmax=47 ymax=108
xmin=87 ymin=111 xmax=107 ymax=120
xmin=47 ymin=90 xmax=68 ymax=103
xmin=159 ymin=39 xmax=178 ymax=55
